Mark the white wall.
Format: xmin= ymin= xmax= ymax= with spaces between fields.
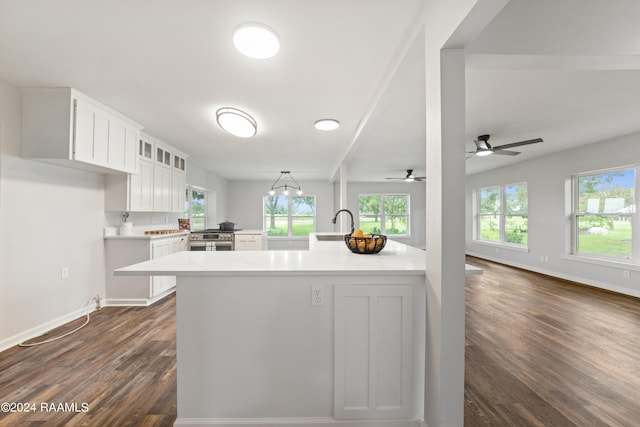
xmin=466 ymin=131 xmax=640 ymax=297
xmin=0 ymin=80 xmax=107 ymax=350
xmin=187 ymin=162 xmax=229 ymax=228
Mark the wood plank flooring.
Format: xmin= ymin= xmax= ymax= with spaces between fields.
xmin=1 ymin=258 xmax=640 ymax=426
xmin=0 ymin=295 xmax=177 ymax=426
xmin=464 ymin=256 xmax=640 ymax=426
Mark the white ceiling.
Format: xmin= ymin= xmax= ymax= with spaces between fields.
xmin=1 ymin=0 xmax=640 ymax=182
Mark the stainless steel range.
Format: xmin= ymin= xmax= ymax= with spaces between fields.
xmin=189 ymin=229 xmax=240 ymax=251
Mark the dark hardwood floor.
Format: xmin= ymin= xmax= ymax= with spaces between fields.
xmin=1 ymin=258 xmax=639 ymax=426
xmin=0 ymin=296 xmax=177 ymax=426
xmin=464 ymin=256 xmax=640 ymax=426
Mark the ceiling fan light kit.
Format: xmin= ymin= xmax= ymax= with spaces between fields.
xmin=385 ymin=169 xmax=426 ymax=182
xmin=468 ymin=134 xmax=543 ymax=158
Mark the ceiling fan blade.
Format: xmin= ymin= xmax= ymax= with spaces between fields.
xmin=492 ymin=149 xmax=520 ymax=156
xmin=493 ymin=138 xmax=543 ymax=150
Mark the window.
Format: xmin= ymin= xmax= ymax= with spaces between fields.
xmin=476 ymin=183 xmax=528 ymax=246
xmin=264 ymin=195 xmax=316 ymax=237
xmin=573 ymin=168 xmax=636 ymax=260
xmin=358 ymin=194 xmax=409 ymax=235
xmin=185 ymin=187 xmax=207 ymax=231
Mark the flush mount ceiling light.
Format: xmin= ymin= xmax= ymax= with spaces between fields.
xmin=233 ymin=22 xmax=280 ymax=59
xmin=314 ymin=119 xmax=340 ymax=131
xmin=268 ymin=171 xmax=303 ymax=196
xmin=216 ymin=107 xmax=257 ymax=138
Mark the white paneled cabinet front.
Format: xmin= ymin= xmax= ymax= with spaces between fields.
xmin=151 ymin=239 xmax=176 ymax=296
xmin=234 ymin=230 xmax=267 ymax=250
xmin=104 ymin=133 xmax=187 ymax=212
xmin=104 ymin=234 xmax=188 ymax=305
xmin=334 ymin=285 xmax=413 ymax=420
xmin=21 ymin=87 xmax=141 ymax=174
xmin=153 ymin=164 xmax=172 ymax=212
xmin=129 ymin=159 xmax=154 ymax=211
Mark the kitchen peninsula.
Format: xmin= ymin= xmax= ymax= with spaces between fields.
xmin=115 ymin=234 xmax=480 ymax=426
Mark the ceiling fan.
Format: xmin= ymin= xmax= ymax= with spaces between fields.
xmin=467 ymin=134 xmax=543 ymax=158
xmin=385 ymin=169 xmax=426 ymax=182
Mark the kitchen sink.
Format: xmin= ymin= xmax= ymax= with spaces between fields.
xmin=315 ymin=234 xmax=344 ymax=241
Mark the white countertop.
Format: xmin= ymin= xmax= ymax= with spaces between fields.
xmin=115 ymin=233 xmax=425 ymax=276
xmin=233 ymin=229 xmax=267 ymax=235
xmin=114 ymin=233 xmax=482 ymax=277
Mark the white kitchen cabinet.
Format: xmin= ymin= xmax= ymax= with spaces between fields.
xmin=151 ymin=239 xmax=176 ymax=296
xmin=104 ymin=133 xmax=188 ymax=212
xmin=153 ymin=164 xmax=173 ymax=212
xmin=234 ymin=230 xmax=267 ymax=251
xmin=334 ymin=285 xmax=414 ymax=419
xmin=104 ymin=233 xmax=189 ymax=305
xmin=21 ymin=87 xmax=142 ymax=174
xmin=129 ymin=159 xmax=154 ymax=211
xmin=171 ymin=151 xmax=187 ymax=213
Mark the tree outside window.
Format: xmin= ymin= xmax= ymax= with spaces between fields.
xmin=264 ymin=195 xmax=315 ymax=237
xmin=185 ymin=187 xmax=207 ymax=231
xmin=574 ymin=168 xmax=635 ymax=259
xmin=358 ymin=194 xmax=409 ymax=235
xmin=477 ymin=183 xmax=528 ymax=246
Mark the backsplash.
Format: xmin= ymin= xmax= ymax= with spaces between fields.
xmin=105 ymin=211 xmax=186 ymax=234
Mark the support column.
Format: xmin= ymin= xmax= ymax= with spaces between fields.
xmin=424 ymin=48 xmax=467 ymax=427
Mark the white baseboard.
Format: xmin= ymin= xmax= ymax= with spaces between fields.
xmin=105 ymin=287 xmax=176 ymax=307
xmin=174 ymin=418 xmax=422 ymax=427
xmin=0 ymin=303 xmax=98 ymax=352
xmin=465 ymin=251 xmax=640 ymax=298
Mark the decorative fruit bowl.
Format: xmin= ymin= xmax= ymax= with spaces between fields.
xmin=344 ymin=233 xmax=387 ymax=254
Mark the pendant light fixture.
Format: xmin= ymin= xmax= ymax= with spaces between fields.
xmin=216 ymin=107 xmax=257 ymax=138
xmin=268 ymin=171 xmax=303 ymax=196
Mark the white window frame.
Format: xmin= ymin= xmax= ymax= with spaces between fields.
xmin=185 ymin=185 xmax=207 ymax=231
xmin=474 ymin=182 xmax=529 ymax=249
xmin=571 ymin=166 xmax=639 ymax=264
xmin=358 ymin=193 xmax=411 ymax=236
xmin=263 ymin=194 xmax=316 ymax=238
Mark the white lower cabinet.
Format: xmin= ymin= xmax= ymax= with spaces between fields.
xmin=334 ymin=285 xmax=414 ymax=419
xmin=104 ymin=234 xmax=188 ymax=305
xmin=234 ymin=230 xmax=267 ymax=250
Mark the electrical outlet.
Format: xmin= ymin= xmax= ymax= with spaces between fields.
xmin=311 ymin=286 xmax=323 ymax=306
xmin=61 ymin=267 xmax=69 ymax=279
xmin=623 ymin=270 xmax=630 ymax=279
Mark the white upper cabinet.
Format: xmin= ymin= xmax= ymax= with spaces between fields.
xmin=105 ymin=132 xmax=188 ymax=213
xmin=21 ymin=88 xmax=142 ymax=174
